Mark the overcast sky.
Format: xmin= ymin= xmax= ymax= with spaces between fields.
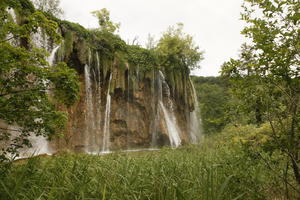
xmin=60 ymin=0 xmax=247 ymax=77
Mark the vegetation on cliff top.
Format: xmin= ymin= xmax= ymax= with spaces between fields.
xmin=0 ymin=0 xmax=202 ymax=161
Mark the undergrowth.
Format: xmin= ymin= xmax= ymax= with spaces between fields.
xmin=0 ymin=129 xmax=295 ymax=200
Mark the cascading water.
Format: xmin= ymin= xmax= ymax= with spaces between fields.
xmin=151 ymin=70 xmax=159 ymax=147
xmin=158 ymin=71 xmax=181 ymax=148
xmin=31 ymin=46 xmax=60 ymax=154
xmin=24 ymin=119 xmax=49 ymax=157
xmin=32 ymin=28 xmax=49 ymax=50
xmin=159 ymin=102 xmax=181 ymax=147
xmin=95 ymin=52 xmax=102 ymax=147
xmin=47 ymin=46 xmax=60 ymax=66
xmin=6 ymin=8 xmax=19 ymax=46
xmin=84 ymin=63 xmax=96 ymax=152
xmin=9 ymin=125 xmax=49 ymax=158
xmin=102 ymin=74 xmax=112 ymax=153
xmin=7 ymin=8 xmax=17 ymax=23
xmin=17 ymin=46 xmax=60 ymax=158
xmin=190 ymin=82 xmax=202 ymax=142
xmin=126 ymin=66 xmax=130 ymax=149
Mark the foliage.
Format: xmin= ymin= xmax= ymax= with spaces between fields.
xmin=1 ymin=6 xmax=60 ymax=45
xmin=126 ymin=45 xmax=159 ymax=71
xmin=157 ymin=23 xmax=203 ymax=71
xmin=91 ymin=8 xmax=120 ymax=33
xmin=0 ymin=1 xmax=79 ymax=162
xmin=2 ymin=0 xmax=35 ymax=16
xmin=221 ymin=0 xmax=300 ymax=186
xmin=228 ymin=123 xmax=300 ymax=198
xmin=192 ymin=76 xmax=229 ymax=133
xmin=221 ymin=44 xmax=266 ymax=125
xmin=59 ymin=20 xmax=89 ymax=38
xmin=0 ymin=131 xmax=289 ymax=200
xmin=89 ymin=29 xmax=127 ymax=60
xmin=32 ymin=0 xmax=63 ymax=18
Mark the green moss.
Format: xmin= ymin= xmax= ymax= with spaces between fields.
xmin=64 ymin=31 xmax=73 ymax=59
xmin=76 ymin=39 xmax=89 ymax=64
xmin=6 ymin=0 xmax=35 ymax=16
xmin=126 ymin=45 xmax=158 ymax=72
xmin=60 ymin=20 xmax=89 ymax=38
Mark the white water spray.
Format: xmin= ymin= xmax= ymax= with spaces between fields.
xmin=84 ymin=64 xmax=96 ymax=151
xmin=18 ymin=46 xmax=61 ymax=157
xmin=47 ymin=46 xmax=60 ymax=66
xmin=189 ymin=81 xmax=202 ymax=142
xmin=7 ymin=8 xmax=17 ymax=23
xmin=151 ymin=70 xmax=159 ymax=146
xmin=32 ymin=28 xmax=48 ymax=50
xmin=159 ymin=101 xmax=181 ymax=147
xmin=158 ymin=71 xmax=181 ymax=148
xmin=95 ymin=52 xmax=102 ymax=144
xmin=102 ymin=74 xmax=112 ymax=153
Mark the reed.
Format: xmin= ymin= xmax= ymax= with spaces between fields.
xmin=0 ymin=133 xmax=285 ymax=200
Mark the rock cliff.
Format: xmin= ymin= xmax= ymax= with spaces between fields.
xmin=47 ymin=23 xmax=201 ymax=153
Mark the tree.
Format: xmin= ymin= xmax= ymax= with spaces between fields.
xmin=32 ymin=0 xmax=63 ymax=18
xmin=156 ymin=23 xmax=203 ymax=71
xmin=221 ymin=44 xmax=265 ymax=125
xmin=0 ymin=0 xmax=79 ymax=161
xmin=145 ymin=33 xmax=156 ymax=50
xmin=192 ymin=76 xmax=229 ymax=133
xmin=221 ymin=0 xmax=300 ymax=187
xmin=91 ymin=8 xmax=120 ymax=33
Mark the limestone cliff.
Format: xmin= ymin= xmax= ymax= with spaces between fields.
xmin=47 ymin=23 xmax=201 ymax=153
xmin=1 ymin=2 xmax=201 ymax=155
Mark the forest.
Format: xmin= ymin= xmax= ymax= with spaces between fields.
xmin=0 ymin=0 xmax=299 ymax=199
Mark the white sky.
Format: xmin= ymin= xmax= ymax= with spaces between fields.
xmin=60 ymin=0 xmax=247 ymax=77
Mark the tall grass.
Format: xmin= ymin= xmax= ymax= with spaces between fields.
xmin=0 ymin=131 xmax=291 ymax=200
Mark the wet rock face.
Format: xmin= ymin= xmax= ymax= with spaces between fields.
xmin=50 ymin=47 xmax=200 ymax=153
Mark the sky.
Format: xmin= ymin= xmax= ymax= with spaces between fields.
xmin=59 ymin=0 xmax=247 ymax=77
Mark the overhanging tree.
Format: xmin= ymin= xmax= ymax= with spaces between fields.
xmin=0 ymin=0 xmax=79 ymax=161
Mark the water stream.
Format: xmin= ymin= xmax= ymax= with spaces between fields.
xmin=190 ymin=82 xmax=202 ymax=142
xmin=102 ymin=74 xmax=112 ymax=153
xmin=158 ymin=71 xmax=181 ymax=148
xmin=7 ymin=8 xmax=17 ymax=23
xmin=95 ymin=52 xmax=102 ymax=147
xmin=17 ymin=46 xmax=60 ymax=158
xmin=159 ymin=101 xmax=181 ymax=148
xmin=84 ymin=64 xmax=96 ymax=152
xmin=47 ymin=46 xmax=60 ymax=66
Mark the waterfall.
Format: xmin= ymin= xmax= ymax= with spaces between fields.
xmin=151 ymin=70 xmax=158 ymax=147
xmin=24 ymin=129 xmax=50 ymax=157
xmin=23 ymin=46 xmax=61 ymax=156
xmin=6 ymin=8 xmax=19 ymax=46
xmin=95 ymin=52 xmax=102 ymax=147
xmin=84 ymin=64 xmax=96 ymax=151
xmin=126 ymin=66 xmax=130 ymax=149
xmin=102 ymin=74 xmax=112 ymax=153
xmin=32 ymin=28 xmax=48 ymax=50
xmin=5 ymin=124 xmax=49 ymax=159
xmin=158 ymin=71 xmax=181 ymax=148
xmin=16 ymin=47 xmax=60 ymax=158
xmin=29 ymin=46 xmax=61 ymax=154
xmin=7 ymin=8 xmax=17 ymax=23
xmin=159 ymin=101 xmax=181 ymax=147
xmin=190 ymin=82 xmax=202 ymax=142
xmin=47 ymin=46 xmax=60 ymax=66
xmin=10 ymin=126 xmax=50 ymax=159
